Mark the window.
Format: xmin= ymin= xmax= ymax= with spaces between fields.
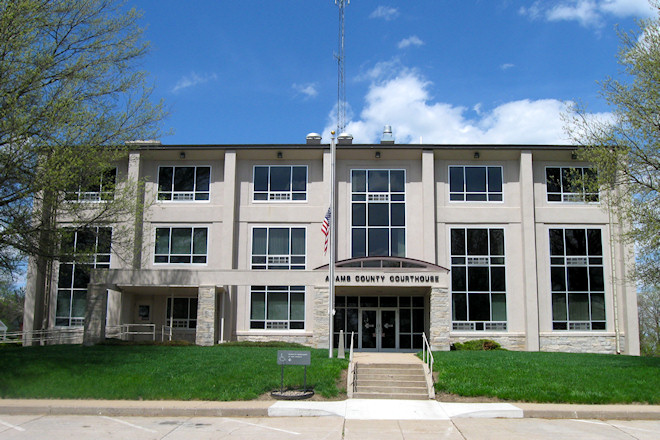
xmin=250 ymin=286 xmax=305 ymax=329
xmin=158 ymin=166 xmax=210 ymax=201
xmin=154 ymin=227 xmax=208 ymax=264
xmin=253 ymin=166 xmax=307 ymax=201
xmin=450 ymin=228 xmax=507 ymax=331
xmin=449 ymin=166 xmax=502 ymax=202
xmin=251 ymin=227 xmax=305 ymax=269
xmin=351 ymin=169 xmax=405 ymax=258
xmin=56 ymin=227 xmax=112 ymax=326
xmin=66 ymin=168 xmax=117 ymax=202
xmin=550 ymin=228 xmax=605 ymax=330
xmin=546 ymin=167 xmax=598 ymax=203
xmin=166 ymin=297 xmax=198 ymax=329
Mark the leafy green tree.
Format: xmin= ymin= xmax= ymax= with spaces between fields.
xmin=0 ymin=0 xmax=165 ymax=279
xmin=0 ymin=276 xmax=24 ymax=332
xmin=565 ymin=4 xmax=660 ymax=354
xmin=638 ymin=288 xmax=660 ymax=356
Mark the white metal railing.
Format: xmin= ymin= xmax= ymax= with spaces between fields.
xmin=161 ymin=325 xmax=196 ymax=342
xmin=349 ymin=331 xmax=354 ymax=362
xmin=1 ymin=328 xmax=84 ymax=345
xmin=106 ymin=324 xmax=155 ymax=341
xmin=421 ymin=332 xmax=435 ymax=398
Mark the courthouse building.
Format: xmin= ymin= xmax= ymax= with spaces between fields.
xmin=22 ymin=130 xmax=640 ymax=354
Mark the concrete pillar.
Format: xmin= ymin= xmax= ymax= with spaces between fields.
xmin=127 ymin=150 xmax=144 ymax=269
xmin=519 ymin=151 xmax=540 ymax=351
xmin=422 ymin=150 xmax=437 ymax=264
xmin=196 ymin=286 xmax=216 ymax=346
xmin=429 ymin=286 xmax=450 ymax=351
xmin=83 ymin=284 xmax=108 ymax=346
xmin=314 ymin=287 xmax=330 ymax=349
xmin=220 ymin=150 xmax=237 ymax=270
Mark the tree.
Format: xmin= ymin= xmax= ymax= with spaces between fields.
xmin=0 ymin=276 xmax=24 ymax=332
xmin=565 ymin=3 xmax=660 ymax=354
xmin=638 ymin=287 xmax=660 ymax=356
xmin=0 ymin=0 xmax=165 ymax=279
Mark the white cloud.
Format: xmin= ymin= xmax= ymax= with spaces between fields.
xmin=397 ymin=35 xmax=424 ymax=49
xmin=324 ymin=64 xmax=584 ymax=144
xmin=369 ymin=6 xmax=399 ymax=21
xmin=172 ymin=72 xmax=218 ymax=93
xmin=500 ymin=63 xmax=515 ymax=71
xmin=292 ymin=82 xmax=319 ymax=99
xmin=520 ymin=0 xmax=655 ymax=28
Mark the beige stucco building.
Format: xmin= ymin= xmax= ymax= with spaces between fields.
xmin=22 ymin=133 xmax=640 ymax=354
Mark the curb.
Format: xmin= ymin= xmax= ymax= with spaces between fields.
xmin=1 ymin=400 xmax=659 ymax=420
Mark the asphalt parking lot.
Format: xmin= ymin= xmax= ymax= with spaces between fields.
xmin=1 ymin=415 xmax=660 ymax=439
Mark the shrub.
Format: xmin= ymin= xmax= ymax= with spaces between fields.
xmin=452 ymin=339 xmax=503 ymax=351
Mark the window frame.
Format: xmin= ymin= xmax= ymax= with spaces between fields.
xmin=249 ymin=285 xmax=305 ymax=330
xmin=153 ymin=226 xmax=209 ymax=265
xmin=56 ymin=227 xmax=112 ymax=327
xmin=157 ymin=165 xmax=211 ymax=202
xmin=545 ymin=166 xmax=599 ymax=203
xmin=252 ymin=165 xmax=308 ymax=202
xmin=250 ymin=226 xmax=307 ymax=270
xmin=350 ymin=169 xmax=407 ymax=258
xmin=165 ymin=297 xmax=198 ymax=329
xmin=549 ymin=227 xmax=606 ymax=331
xmin=448 ymin=165 xmax=503 ymax=203
xmin=65 ymin=167 xmax=117 ymax=203
xmin=450 ymin=227 xmax=507 ymax=331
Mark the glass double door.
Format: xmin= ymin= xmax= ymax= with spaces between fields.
xmin=360 ymin=308 xmax=397 ymax=351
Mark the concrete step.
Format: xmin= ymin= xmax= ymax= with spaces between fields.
xmin=356 ymin=385 xmax=428 ymax=395
xmin=357 ymin=379 xmax=427 ymax=387
xmin=352 ymin=362 xmax=431 ymax=400
xmin=352 ymin=392 xmax=429 ymax=400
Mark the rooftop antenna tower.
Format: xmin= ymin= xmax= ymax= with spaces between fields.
xmin=335 ymin=0 xmax=349 ymax=134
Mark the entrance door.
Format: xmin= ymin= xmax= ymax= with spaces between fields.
xmin=360 ymin=309 xmax=378 ymax=349
xmin=360 ymin=308 xmax=398 ymax=351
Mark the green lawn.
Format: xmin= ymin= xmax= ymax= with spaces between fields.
xmin=432 ymin=350 xmax=660 ymax=404
xmin=2 ymin=344 xmax=658 ymax=403
xmin=0 ymin=343 xmax=347 ymax=401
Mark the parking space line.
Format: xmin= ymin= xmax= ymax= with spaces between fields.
xmin=229 ymin=418 xmax=301 ymax=435
xmin=100 ymin=416 xmax=158 ymax=433
xmin=0 ymin=419 xmax=26 ymax=432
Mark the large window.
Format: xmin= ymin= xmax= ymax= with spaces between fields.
xmin=250 ymin=286 xmax=305 ymax=329
xmin=451 ymin=228 xmax=507 ymax=331
xmin=546 ymin=167 xmax=598 ymax=203
xmin=56 ymin=228 xmax=112 ymax=326
xmin=449 ymin=166 xmax=502 ymax=202
xmin=166 ymin=297 xmax=198 ymax=329
xmin=154 ymin=227 xmax=208 ymax=264
xmin=550 ymin=228 xmax=605 ymax=330
xmin=251 ymin=227 xmax=305 ymax=270
xmin=158 ymin=166 xmax=210 ymax=201
xmin=351 ymin=169 xmax=405 ymax=257
xmin=253 ymin=166 xmax=307 ymax=201
xmin=66 ymin=168 xmax=117 ymax=202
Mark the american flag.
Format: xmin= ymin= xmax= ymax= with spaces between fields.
xmin=322 ymin=208 xmax=331 ymax=254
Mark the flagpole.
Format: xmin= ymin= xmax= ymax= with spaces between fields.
xmin=328 ymin=131 xmax=336 ymax=358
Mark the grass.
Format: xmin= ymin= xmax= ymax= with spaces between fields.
xmin=0 ymin=342 xmax=348 ymax=401
xmin=432 ymin=350 xmax=660 ymax=404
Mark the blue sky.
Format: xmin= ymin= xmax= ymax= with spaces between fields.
xmin=131 ymin=0 xmax=656 ymax=145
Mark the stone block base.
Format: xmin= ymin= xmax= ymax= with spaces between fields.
xmin=539 ymin=334 xmax=624 ymax=354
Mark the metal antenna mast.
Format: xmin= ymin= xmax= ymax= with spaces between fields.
xmin=335 ymin=0 xmax=349 ymax=134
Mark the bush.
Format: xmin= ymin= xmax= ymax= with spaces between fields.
xmin=452 ymin=339 xmax=503 ymax=351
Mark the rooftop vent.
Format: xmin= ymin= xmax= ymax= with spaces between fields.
xmin=337 ymin=133 xmax=353 ymax=145
xmin=381 ymin=125 xmax=394 ymax=144
xmin=306 ymin=133 xmax=322 ymax=145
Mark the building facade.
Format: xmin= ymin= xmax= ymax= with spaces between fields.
xmin=23 ymin=134 xmax=640 ymax=354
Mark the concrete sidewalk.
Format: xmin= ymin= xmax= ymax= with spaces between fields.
xmin=1 ymin=398 xmax=659 ymax=420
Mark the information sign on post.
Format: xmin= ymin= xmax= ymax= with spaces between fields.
xmin=276 ymin=350 xmax=311 ymax=394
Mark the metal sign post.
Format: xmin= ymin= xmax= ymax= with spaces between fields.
xmin=277 ymin=350 xmax=311 ymax=392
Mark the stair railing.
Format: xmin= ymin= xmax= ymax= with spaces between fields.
xmin=421 ymin=332 xmax=435 ymax=398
